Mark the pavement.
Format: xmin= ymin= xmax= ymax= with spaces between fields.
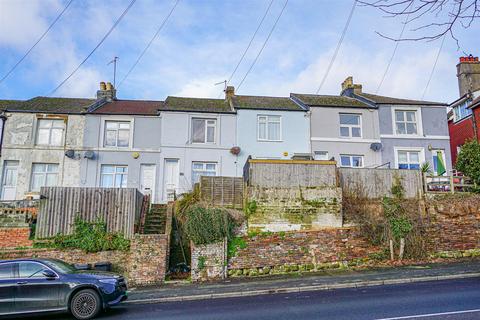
xmin=24 ymin=276 xmax=480 ymax=319
xmin=126 ymin=260 xmax=480 ymax=304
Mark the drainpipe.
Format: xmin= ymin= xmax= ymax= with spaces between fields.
xmin=0 ymin=114 xmax=6 ymax=157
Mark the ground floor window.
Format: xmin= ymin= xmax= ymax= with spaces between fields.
xmin=340 ymin=155 xmax=363 ymax=168
xmin=397 ymin=150 xmax=421 ymax=170
xmin=314 ymin=151 xmax=329 ymax=161
xmin=192 ymin=162 xmax=217 ymax=185
xmin=100 ymin=165 xmax=128 ymax=188
xmin=31 ymin=163 xmax=59 ymax=191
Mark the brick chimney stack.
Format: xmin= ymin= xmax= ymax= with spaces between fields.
xmin=96 ymin=81 xmax=117 ymax=101
xmin=341 ymin=76 xmax=362 ymax=95
xmin=457 ymin=55 xmax=480 ymax=97
xmin=225 ymin=86 xmax=235 ymax=101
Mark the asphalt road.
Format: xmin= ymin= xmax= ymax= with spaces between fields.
xmin=12 ymin=277 xmax=480 ymax=320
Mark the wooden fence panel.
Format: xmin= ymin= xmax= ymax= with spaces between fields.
xmin=338 ymin=168 xmax=423 ymax=199
xmin=200 ymin=176 xmax=244 ymax=208
xmin=248 ymin=160 xmax=337 ymax=188
xmin=36 ymin=187 xmax=144 ymax=239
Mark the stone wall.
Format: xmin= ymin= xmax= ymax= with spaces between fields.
xmin=228 ymin=228 xmax=379 ymax=276
xmin=191 ymin=239 xmax=227 ymax=282
xmin=247 ymin=186 xmax=343 ymax=232
xmin=0 ymin=234 xmax=169 ymax=287
xmin=426 ymin=194 xmax=480 ymax=252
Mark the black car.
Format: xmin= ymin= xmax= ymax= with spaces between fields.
xmin=0 ymin=258 xmax=127 ymax=319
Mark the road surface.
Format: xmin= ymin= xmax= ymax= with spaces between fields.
xmin=13 ymin=277 xmax=480 ymax=320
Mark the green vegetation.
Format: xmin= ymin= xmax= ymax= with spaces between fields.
xmin=456 ymin=139 xmax=480 ymax=190
xmin=197 ymin=256 xmax=206 ymax=270
xmin=244 ymin=200 xmax=257 ymax=217
xmin=37 ymin=217 xmax=130 ymax=253
xmin=227 ymin=237 xmax=247 ymax=258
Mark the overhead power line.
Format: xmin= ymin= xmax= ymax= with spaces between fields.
xmin=421 ymin=33 xmax=446 ymax=100
xmin=226 ymin=0 xmax=274 ymax=86
xmin=375 ymin=14 xmax=410 ymax=94
xmin=315 ymin=0 xmax=357 ymax=94
xmin=0 ymin=0 xmax=74 ymax=85
xmin=49 ymin=0 xmax=137 ymax=96
xmin=118 ymin=0 xmax=180 ymax=89
xmin=237 ymin=0 xmax=288 ymax=92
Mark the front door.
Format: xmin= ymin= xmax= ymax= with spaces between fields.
xmin=140 ymin=164 xmax=157 ymax=203
xmin=163 ymin=159 xmax=179 ymax=202
xmin=1 ymin=161 xmax=18 ymax=200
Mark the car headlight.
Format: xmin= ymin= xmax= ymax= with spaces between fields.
xmin=99 ymin=279 xmax=118 ymax=285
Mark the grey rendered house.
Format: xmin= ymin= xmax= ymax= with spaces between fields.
xmin=0 ymin=97 xmax=93 ymax=200
xmin=291 ymin=93 xmax=382 ymax=168
xmin=341 ymin=77 xmax=451 ymax=174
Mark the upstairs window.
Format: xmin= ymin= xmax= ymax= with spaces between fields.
xmin=339 ymin=114 xmax=361 ymax=138
xmin=192 ymin=118 xmax=216 ymax=144
xmin=453 ymin=100 xmax=472 ymax=122
xmin=395 ymin=110 xmax=418 ymax=135
xmin=31 ymin=163 xmax=58 ymax=192
xmin=36 ymin=119 xmax=65 ymax=146
xmin=104 ymin=121 xmax=130 ymax=147
xmin=258 ymin=115 xmax=281 ymax=141
xmin=100 ymin=165 xmax=128 ymax=188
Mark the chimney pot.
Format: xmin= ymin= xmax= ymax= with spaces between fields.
xmin=225 ymin=86 xmax=235 ymax=100
xmin=96 ymin=81 xmax=116 ymax=101
xmin=100 ymin=82 xmax=106 ymax=90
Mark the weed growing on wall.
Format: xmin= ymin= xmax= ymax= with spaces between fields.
xmin=40 ymin=217 xmax=130 ymax=253
xmin=227 ymin=237 xmax=247 ymax=258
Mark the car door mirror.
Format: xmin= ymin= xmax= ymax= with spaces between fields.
xmin=42 ymin=269 xmax=57 ymax=279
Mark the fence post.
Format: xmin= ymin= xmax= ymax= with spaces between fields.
xmin=450 ymin=175 xmax=455 ymax=194
xmin=423 ymin=173 xmax=428 ymax=194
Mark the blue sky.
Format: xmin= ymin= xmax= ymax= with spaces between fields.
xmin=0 ymin=0 xmax=478 ymax=103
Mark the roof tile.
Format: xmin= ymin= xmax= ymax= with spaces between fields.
xmin=291 ymin=94 xmax=370 ymax=108
xmin=163 ymin=96 xmax=234 ymax=113
xmin=358 ymin=93 xmax=446 ymax=106
xmin=232 ymin=95 xmax=304 ymax=111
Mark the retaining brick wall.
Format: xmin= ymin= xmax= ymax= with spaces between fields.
xmin=191 ymin=239 xmax=227 ymax=282
xmin=0 ymin=228 xmax=32 ymax=248
xmin=228 ymin=228 xmax=379 ymax=275
xmin=0 ymin=234 xmax=169 ymax=287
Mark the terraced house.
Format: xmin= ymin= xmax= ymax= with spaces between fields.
xmin=0 ymin=97 xmax=92 ymax=200
xmin=341 ymin=77 xmax=452 ymax=175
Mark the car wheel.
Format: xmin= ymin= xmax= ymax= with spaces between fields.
xmin=70 ymin=289 xmax=101 ymax=320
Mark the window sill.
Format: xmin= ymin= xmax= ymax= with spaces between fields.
xmin=257 ymin=139 xmax=283 ymax=142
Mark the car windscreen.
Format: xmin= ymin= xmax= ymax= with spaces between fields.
xmin=43 ymin=259 xmax=77 ymax=274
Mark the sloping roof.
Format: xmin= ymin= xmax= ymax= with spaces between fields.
xmin=3 ymin=97 xmax=95 ymax=114
xmin=470 ymin=96 xmax=480 ymax=109
xmin=91 ymin=100 xmax=162 ymax=115
xmin=357 ymin=92 xmax=447 ymax=106
xmin=0 ymin=99 xmax=24 ymax=111
xmin=163 ymin=96 xmax=234 ymax=113
xmin=232 ymin=95 xmax=304 ymax=111
xmin=291 ymin=93 xmax=371 ymax=108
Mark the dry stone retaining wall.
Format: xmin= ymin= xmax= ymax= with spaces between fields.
xmin=191 ymin=239 xmax=227 ymax=282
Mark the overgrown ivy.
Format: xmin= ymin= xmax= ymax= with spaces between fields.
xmin=40 ymin=217 xmax=130 ymax=253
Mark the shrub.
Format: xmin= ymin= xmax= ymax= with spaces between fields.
xmin=456 ymin=139 xmax=480 ymax=187
xmin=51 ymin=217 xmax=130 ymax=253
xmin=183 ymin=206 xmax=237 ymax=245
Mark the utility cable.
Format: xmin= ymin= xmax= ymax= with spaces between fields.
xmin=0 ymin=0 xmax=74 ymax=85
xmin=315 ymin=0 xmax=357 ymax=94
xmin=118 ymin=0 xmax=180 ymax=89
xmin=236 ymin=0 xmax=288 ymax=92
xmin=421 ymin=32 xmax=446 ymax=100
xmin=49 ymin=0 xmax=137 ymax=96
xmin=375 ymin=14 xmax=410 ymax=94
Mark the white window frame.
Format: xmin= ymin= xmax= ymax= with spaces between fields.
xmin=102 ymin=119 xmax=133 ymax=148
xmin=191 ymin=162 xmax=217 ymax=185
xmin=100 ymin=165 xmax=128 ymax=188
xmin=35 ymin=118 xmax=65 ymax=146
xmin=257 ymin=115 xmax=282 ymax=142
xmin=453 ymin=100 xmax=472 ymax=122
xmin=191 ymin=118 xmax=217 ymax=144
xmin=394 ymin=147 xmax=425 ymax=170
xmin=339 ymin=154 xmax=364 ymax=168
xmin=30 ymin=163 xmax=59 ymax=192
xmin=314 ymin=151 xmax=329 ymax=161
xmin=391 ymin=107 xmax=423 ymax=136
xmin=339 ymin=113 xmax=362 ymax=138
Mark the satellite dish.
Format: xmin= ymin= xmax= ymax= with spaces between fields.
xmin=84 ymin=151 xmax=95 ymax=159
xmin=370 ymin=143 xmax=382 ymax=152
xmin=64 ymin=150 xmax=75 ymax=159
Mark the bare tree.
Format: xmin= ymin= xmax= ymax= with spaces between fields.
xmin=359 ymin=0 xmax=479 ymax=46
